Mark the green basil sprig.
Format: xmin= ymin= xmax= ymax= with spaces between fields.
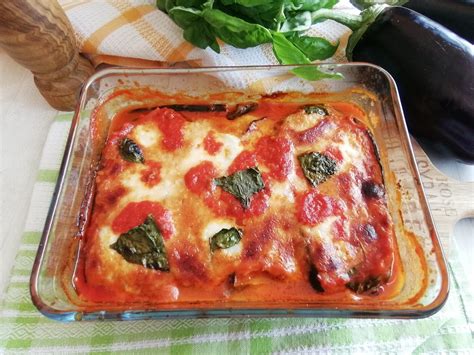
xmin=119 ymin=138 xmax=145 ymax=163
xmin=298 ymin=151 xmax=337 ymax=186
xmin=157 ymin=0 xmax=341 ymax=81
xmin=210 ymin=227 xmax=243 ymax=252
xmin=110 ymin=215 xmax=169 ymax=271
xmin=214 ymin=167 xmax=265 ymax=209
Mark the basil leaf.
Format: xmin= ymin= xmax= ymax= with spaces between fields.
xmin=210 ymin=227 xmax=242 ymax=252
xmin=303 ymin=104 xmax=328 ymax=115
xmin=298 ymin=152 xmax=337 ymax=186
xmin=110 ymin=215 xmax=169 ymax=271
xmin=285 ymin=33 xmax=338 ymax=61
xmin=222 ymin=1 xmax=286 ymax=30
xmin=156 ymin=0 xmax=167 ymax=11
xmin=280 ymin=11 xmax=312 ymax=32
xmin=169 ymin=6 xmax=202 ymax=27
xmin=272 ymin=31 xmax=310 ymax=65
xmin=214 ymin=167 xmax=265 ymax=208
xmin=220 ymin=0 xmax=269 ymax=6
xmin=183 ymin=21 xmax=220 ymax=52
xmin=165 ymin=0 xmax=178 ymax=12
xmin=272 ymin=32 xmax=342 ymax=81
xmin=119 ymin=138 xmax=145 ymax=163
xmin=168 ymin=7 xmax=220 ymax=52
xmin=288 ymin=0 xmax=339 ymax=12
xmin=292 ymin=66 xmax=343 ymax=81
xmin=155 ymin=0 xmax=344 ymax=81
xmin=203 ymin=9 xmax=273 ymax=48
xmin=176 ymin=0 xmax=208 ymax=7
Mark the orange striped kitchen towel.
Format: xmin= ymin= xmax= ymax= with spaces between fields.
xmin=59 ymin=0 xmax=356 ymax=68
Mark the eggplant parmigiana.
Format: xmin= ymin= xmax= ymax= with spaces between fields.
xmin=76 ymin=95 xmax=401 ymax=304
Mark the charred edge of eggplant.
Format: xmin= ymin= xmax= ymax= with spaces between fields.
xmin=227 ymin=103 xmax=258 ymax=120
xmin=351 ymin=118 xmax=381 ymax=160
xmin=352 ymin=117 xmax=384 ymax=184
xmin=365 ymin=129 xmax=384 ymax=181
xmin=361 ymin=180 xmax=385 ymax=199
xmin=346 ymin=275 xmax=384 ymax=295
xmin=309 ymin=264 xmax=325 ymax=293
xmin=163 ymin=104 xmax=227 ymax=112
xmin=228 ymin=272 xmax=236 ymax=287
xmin=129 ymin=104 xmax=228 ymax=114
xmin=244 ymin=117 xmax=266 ymax=135
xmin=128 ymin=107 xmax=156 ymax=114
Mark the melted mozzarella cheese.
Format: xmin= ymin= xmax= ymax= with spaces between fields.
xmin=338 ymin=134 xmax=364 ymax=172
xmin=270 ymin=181 xmax=295 ymax=204
xmin=283 ymin=109 xmax=325 ymax=132
xmin=179 ymin=122 xmax=243 ymax=174
xmin=120 ymin=169 xmax=182 ymax=203
xmin=132 ymin=123 xmax=160 ymax=148
xmin=97 ymin=226 xmax=121 ymax=282
xmin=212 ymin=133 xmax=244 ymax=170
xmin=120 ymin=120 xmax=244 ymax=205
xmin=99 ymin=226 xmax=119 ymax=247
xmin=302 ymin=216 xmax=363 ymax=277
xmin=302 ymin=216 xmax=337 ymax=243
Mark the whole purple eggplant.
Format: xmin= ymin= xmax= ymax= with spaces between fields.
xmin=351 ymin=6 xmax=474 ymax=163
xmin=404 ymin=0 xmax=474 ymax=43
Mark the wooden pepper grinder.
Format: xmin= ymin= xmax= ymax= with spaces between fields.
xmin=0 ymin=0 xmax=94 ymax=111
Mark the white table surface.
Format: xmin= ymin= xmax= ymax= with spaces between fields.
xmin=1 ymin=49 xmax=473 ymax=299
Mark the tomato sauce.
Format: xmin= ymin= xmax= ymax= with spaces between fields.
xmin=250 ymin=100 xmax=300 ymax=121
xmin=112 ymin=201 xmax=175 ymax=239
xmin=149 ymin=108 xmax=186 ymax=151
xmin=213 ymin=182 xmax=271 ymax=221
xmin=74 ymin=91 xmax=416 ymax=308
xmin=256 ymin=136 xmax=294 ymax=181
xmin=228 ymin=151 xmax=258 ymax=174
xmin=295 ymin=119 xmax=335 ymax=145
xmin=184 ymin=161 xmax=217 ymax=196
xmin=296 ymin=190 xmax=345 ymax=226
xmin=140 ymin=161 xmax=162 ymax=186
xmin=184 ymin=159 xmax=271 ymax=221
xmin=203 ymin=131 xmax=223 ymax=155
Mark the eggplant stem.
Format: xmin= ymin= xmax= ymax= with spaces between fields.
xmin=310 ymin=9 xmax=364 ymax=31
xmin=346 ymin=5 xmax=388 ymax=60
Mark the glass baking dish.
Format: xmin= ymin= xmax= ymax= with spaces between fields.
xmin=30 ymin=64 xmax=448 ymax=321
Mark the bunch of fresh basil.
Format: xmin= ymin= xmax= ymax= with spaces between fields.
xmin=156 ymin=0 xmax=344 ymax=80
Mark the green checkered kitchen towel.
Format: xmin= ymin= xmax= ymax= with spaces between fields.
xmin=1 ymin=113 xmax=473 ymax=354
